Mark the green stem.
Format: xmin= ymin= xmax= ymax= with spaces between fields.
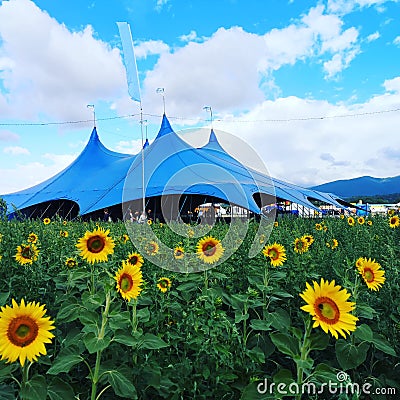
xmin=295 ymin=318 xmax=313 ymax=400
xmin=263 ymin=265 xmax=269 ymax=319
xmin=131 ymin=298 xmax=138 ymax=334
xmin=20 ymin=362 xmax=30 ymax=399
xmin=90 ymin=291 xmax=112 ymax=400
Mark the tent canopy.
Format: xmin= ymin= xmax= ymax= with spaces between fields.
xmin=1 ymin=114 xmax=345 ymax=220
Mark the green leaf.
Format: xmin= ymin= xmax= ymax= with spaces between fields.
xmin=47 ymin=377 xmax=75 ymax=400
xmin=309 ymin=331 xmax=330 ymax=351
xmin=354 ymin=324 xmax=373 ymax=342
xmin=0 ymin=384 xmax=16 ymax=399
xmin=47 ymin=354 xmax=83 ymax=375
xmin=335 ymin=340 xmax=370 ymax=371
xmin=356 ymin=304 xmax=376 ymax=319
xmin=372 ymin=333 xmax=396 ymax=356
xmin=273 ymin=368 xmax=295 ymax=385
xmin=20 ymin=375 xmax=47 ymax=400
xmin=270 ymin=332 xmax=299 ymax=357
xmin=79 ymin=310 xmax=100 ymax=327
xmin=56 ymin=303 xmax=82 ymax=323
xmin=139 ymin=333 xmax=168 ymax=350
xmin=83 ymin=332 xmax=111 ymax=354
xmin=106 ymin=370 xmax=137 ymax=399
xmin=137 ymin=307 xmax=150 ymax=323
xmin=269 ymin=308 xmax=290 ymax=332
xmin=0 ymin=292 xmax=9 ymax=306
xmin=250 ymin=319 xmax=272 ymax=331
xmin=311 ymin=363 xmax=340 ymax=384
xmin=113 ymin=330 xmax=138 ymax=347
xmin=175 ymin=282 xmax=198 ymax=292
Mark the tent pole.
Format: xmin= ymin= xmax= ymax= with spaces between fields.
xmin=140 ymin=105 xmax=146 ymax=218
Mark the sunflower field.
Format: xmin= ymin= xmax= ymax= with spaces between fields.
xmin=0 ymin=209 xmax=399 ymax=400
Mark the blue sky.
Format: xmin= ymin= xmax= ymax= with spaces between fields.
xmin=0 ymin=0 xmax=399 ymax=195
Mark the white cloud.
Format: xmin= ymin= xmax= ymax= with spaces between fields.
xmin=0 ymin=0 xmax=125 ymax=122
xmin=209 ymin=84 xmax=400 ymax=187
xmin=3 ymin=146 xmax=30 ymax=155
xmin=155 ymin=0 xmax=170 ymax=12
xmin=115 ymin=138 xmax=144 ymax=154
xmin=366 ymin=31 xmax=380 ymax=42
xmin=383 ymin=77 xmax=400 ymax=92
xmin=134 ymin=40 xmax=170 ymax=59
xmin=180 ymin=30 xmax=200 ymax=43
xmin=0 ymin=130 xmax=19 ymax=141
xmin=0 ymin=152 xmax=76 ymax=194
xmin=327 ymin=0 xmax=399 ymax=14
xmin=394 ymin=36 xmax=400 ymax=46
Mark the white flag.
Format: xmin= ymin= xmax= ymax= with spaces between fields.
xmin=116 ymin=22 xmax=141 ymax=103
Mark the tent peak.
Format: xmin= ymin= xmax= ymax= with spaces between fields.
xmin=154 ymin=114 xmax=174 ymax=139
xmin=202 ymin=129 xmax=226 ymax=153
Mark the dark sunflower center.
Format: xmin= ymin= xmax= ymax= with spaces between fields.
xmin=8 ymin=316 xmax=39 ymax=347
xmin=21 ymin=246 xmax=33 ymax=259
xmin=87 ymin=236 xmax=105 ymax=253
xmin=159 ymin=280 xmax=168 ymax=288
xmin=129 ymin=256 xmax=138 ymax=265
xmin=363 ymin=268 xmax=374 ymax=283
xmin=203 ymin=243 xmax=217 ymax=256
xmin=315 ymin=297 xmax=340 ymax=324
xmin=120 ymin=273 xmax=133 ymax=292
xmin=268 ymin=249 xmax=279 ymax=260
xmin=175 ymin=250 xmax=183 ymax=256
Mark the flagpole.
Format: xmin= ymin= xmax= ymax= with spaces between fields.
xmin=140 ymin=104 xmax=146 ymax=218
xmin=117 ymin=21 xmax=146 ymax=219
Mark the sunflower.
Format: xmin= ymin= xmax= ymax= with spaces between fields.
xmin=173 ymin=246 xmax=185 ymax=259
xmin=76 ymin=227 xmax=115 ymax=264
xmin=145 ymin=241 xmax=159 ymax=256
xmin=62 ymin=220 xmax=68 ymax=226
xmin=367 ymin=220 xmax=373 ymax=226
xmin=302 ymin=234 xmax=314 ymax=246
xmin=258 ymin=234 xmax=266 ymax=244
xmin=15 ymin=244 xmax=39 ymax=265
xmin=187 ymin=229 xmax=195 ymax=238
xmin=0 ymin=299 xmax=55 ymax=366
xmin=262 ymin=243 xmax=286 ymax=267
xmin=340 ymin=214 xmax=345 ymax=219
xmin=389 ymin=215 xmax=399 ymax=228
xmin=147 ymin=219 xmax=153 ymax=226
xmin=293 ymin=237 xmax=309 ymax=254
xmin=357 ymin=216 xmax=365 ymax=225
xmin=299 ymin=278 xmax=358 ymax=339
xmin=357 ymin=258 xmax=385 ymax=291
xmin=274 ymin=221 xmax=279 ymax=227
xmin=315 ymin=223 xmax=322 ymax=231
xmin=27 ymin=233 xmax=38 ymax=244
xmin=60 ymin=230 xmax=69 ymax=238
xmin=347 ymin=217 xmax=355 ymax=226
xmin=115 ymin=260 xmax=143 ymax=301
xmin=65 ymin=257 xmax=77 ymax=268
xmin=157 ymin=277 xmax=172 ymax=293
xmin=329 ymin=238 xmax=339 ymax=250
xmin=196 ymin=236 xmax=224 ymax=264
xmin=121 ymin=234 xmax=129 ymax=243
xmin=43 ymin=218 xmax=51 ymax=225
xmin=355 ymin=257 xmax=366 ymax=269
xmin=126 ymin=252 xmax=144 ymax=268
xmin=388 ymin=209 xmax=395 ymax=216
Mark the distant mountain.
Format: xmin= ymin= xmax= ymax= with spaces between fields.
xmin=310 ymin=175 xmax=400 ymax=199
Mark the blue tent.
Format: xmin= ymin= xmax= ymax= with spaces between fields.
xmin=1 ymin=114 xmax=346 ymax=220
